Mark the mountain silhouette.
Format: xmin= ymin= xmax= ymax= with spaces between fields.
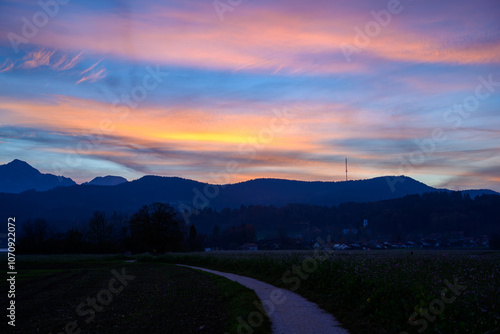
xmin=216 ymin=176 xmax=436 ymax=208
xmin=83 ymin=176 xmax=128 ymax=186
xmin=1 ymin=161 xmax=498 ymax=231
xmin=0 ymin=159 xmax=76 ymax=193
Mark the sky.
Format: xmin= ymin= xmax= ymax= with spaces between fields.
xmin=0 ymin=0 xmax=499 ymax=191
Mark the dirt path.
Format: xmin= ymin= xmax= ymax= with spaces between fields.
xmin=178 ymin=265 xmax=350 ymax=334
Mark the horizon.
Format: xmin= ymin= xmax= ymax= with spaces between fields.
xmin=1 ymin=0 xmax=499 ymax=192
xmin=2 ymin=158 xmax=498 ymax=192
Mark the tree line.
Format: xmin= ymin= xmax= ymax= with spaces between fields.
xmin=17 ymin=191 xmax=500 ymax=253
xmin=189 ymin=192 xmax=500 ymax=244
xmin=18 ymin=203 xmax=196 ymax=254
xmin=17 ymin=202 xmax=257 ymax=254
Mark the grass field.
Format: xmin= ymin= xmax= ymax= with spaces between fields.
xmin=7 ymin=250 xmax=499 ymax=334
xmin=4 ymin=256 xmax=271 ymax=334
xmin=154 ymin=249 xmax=500 ymax=334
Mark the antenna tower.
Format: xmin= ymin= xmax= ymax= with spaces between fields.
xmin=345 ymin=158 xmax=348 ymax=181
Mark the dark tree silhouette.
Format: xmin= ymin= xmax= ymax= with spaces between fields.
xmin=62 ymin=227 xmax=86 ymax=253
xmin=19 ymin=218 xmax=50 ymax=253
xmin=129 ymin=203 xmax=183 ymax=252
xmin=88 ymin=211 xmax=114 ymax=252
xmin=189 ymin=224 xmax=198 ymax=251
xmin=490 ymin=232 xmax=500 ymax=250
xmin=88 ymin=211 xmax=113 ymax=243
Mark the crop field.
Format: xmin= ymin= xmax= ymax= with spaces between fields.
xmin=155 ymin=249 xmax=500 ymax=334
xmin=4 ymin=256 xmax=271 ymax=334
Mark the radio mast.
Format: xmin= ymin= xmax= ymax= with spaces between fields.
xmin=345 ymin=158 xmax=348 ymax=181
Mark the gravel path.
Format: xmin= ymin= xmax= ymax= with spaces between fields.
xmin=178 ymin=265 xmax=350 ymax=334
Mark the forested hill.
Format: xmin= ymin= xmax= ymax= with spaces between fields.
xmin=1 ymin=175 xmax=438 ymax=228
xmin=0 ymin=171 xmax=497 ymax=234
xmin=190 ymin=191 xmax=500 ymax=237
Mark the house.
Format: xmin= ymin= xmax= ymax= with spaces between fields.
xmin=342 ymin=228 xmax=358 ymax=235
xmin=240 ymin=243 xmax=258 ymax=251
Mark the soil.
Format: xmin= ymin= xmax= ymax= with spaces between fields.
xmin=9 ymin=262 xmax=228 ymax=334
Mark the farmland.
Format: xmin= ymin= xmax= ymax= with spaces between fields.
xmin=155 ymin=249 xmax=500 ymax=334
xmin=4 ymin=256 xmax=271 ymax=334
xmin=5 ymin=250 xmax=499 ymax=333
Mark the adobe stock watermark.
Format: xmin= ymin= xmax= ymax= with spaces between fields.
xmin=49 ymin=267 xmax=135 ymax=334
xmin=399 ymin=278 xmax=467 ymax=334
xmin=340 ymin=0 xmax=407 ymax=63
xmin=8 ymin=0 xmax=71 ymax=53
xmin=281 ymin=236 xmax=334 ymax=292
xmin=232 ymin=236 xmax=334 ymax=334
xmin=213 ymin=0 xmax=248 ymax=22
xmin=51 ymin=65 xmax=168 ymax=180
xmin=386 ymin=73 xmax=500 ymax=193
xmin=229 ymin=288 xmax=286 ymax=334
xmin=178 ymin=106 xmax=296 ymax=225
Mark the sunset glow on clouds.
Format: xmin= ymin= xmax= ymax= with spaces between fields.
xmin=0 ymin=0 xmax=499 ymax=191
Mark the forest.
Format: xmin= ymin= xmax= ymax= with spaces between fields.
xmin=16 ymin=191 xmax=500 ymax=254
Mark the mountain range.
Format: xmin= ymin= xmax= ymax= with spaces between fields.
xmin=0 ymin=160 xmax=498 ymax=230
xmin=0 ymin=159 xmax=76 ymax=193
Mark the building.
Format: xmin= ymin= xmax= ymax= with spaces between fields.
xmin=240 ymin=243 xmax=258 ymax=251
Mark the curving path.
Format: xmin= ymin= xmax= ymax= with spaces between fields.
xmin=178 ymin=265 xmax=350 ymax=334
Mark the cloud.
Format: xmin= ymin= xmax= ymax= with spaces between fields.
xmin=76 ymin=68 xmax=106 ymax=84
xmin=0 ymin=59 xmax=14 ymax=72
xmin=10 ymin=48 xmax=105 ymax=84
xmin=437 ymin=165 xmax=500 ymax=191
xmin=52 ymin=51 xmax=84 ymax=71
xmin=21 ymin=49 xmax=54 ymax=69
xmin=0 ymin=0 xmax=495 ymax=77
xmin=17 ymin=49 xmax=84 ymax=71
xmin=80 ymin=59 xmax=103 ymax=75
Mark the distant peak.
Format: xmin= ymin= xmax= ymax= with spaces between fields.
xmin=8 ymin=159 xmax=30 ymax=166
xmin=86 ymin=175 xmax=128 ymax=186
xmin=5 ymin=159 xmax=37 ymax=171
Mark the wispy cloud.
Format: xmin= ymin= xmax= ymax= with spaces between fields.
xmin=80 ymin=59 xmax=103 ymax=75
xmin=17 ymin=49 xmax=84 ymax=71
xmin=22 ymin=49 xmax=54 ymax=69
xmin=2 ymin=0 xmax=496 ymax=76
xmin=0 ymin=59 xmax=14 ymax=72
xmin=53 ymin=51 xmax=84 ymax=71
xmin=76 ymin=68 xmax=106 ymax=84
xmin=9 ymin=48 xmax=104 ymax=85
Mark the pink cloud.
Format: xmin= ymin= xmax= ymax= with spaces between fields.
xmin=16 ymin=49 xmax=84 ymax=71
xmin=76 ymin=68 xmax=106 ymax=84
xmin=0 ymin=59 xmax=14 ymax=72
xmin=22 ymin=49 xmax=54 ymax=69
xmin=2 ymin=1 xmax=492 ymax=77
xmin=54 ymin=51 xmax=84 ymax=71
xmin=80 ymin=59 xmax=102 ymax=75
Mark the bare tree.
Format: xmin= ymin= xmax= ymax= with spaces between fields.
xmin=88 ymin=211 xmax=113 ymax=249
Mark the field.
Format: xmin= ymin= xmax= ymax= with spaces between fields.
xmin=6 ymin=250 xmax=499 ymax=334
xmin=155 ymin=249 xmax=500 ymax=334
xmin=4 ymin=256 xmax=271 ymax=334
